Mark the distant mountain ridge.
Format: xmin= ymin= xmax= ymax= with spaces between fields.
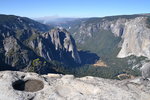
xmin=0 ymin=14 xmax=52 ymax=31
xmin=34 ymin=16 xmax=79 ymax=26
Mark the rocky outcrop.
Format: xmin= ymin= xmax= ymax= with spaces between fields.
xmin=2 ymin=36 xmax=39 ymax=70
xmin=141 ymin=62 xmax=150 ymax=79
xmin=27 ymin=28 xmax=81 ymax=64
xmin=117 ymin=17 xmax=150 ymax=58
xmin=0 ymin=71 xmax=150 ymax=100
xmin=71 ymin=18 xmax=129 ymax=44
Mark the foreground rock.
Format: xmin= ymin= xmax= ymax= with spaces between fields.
xmin=0 ymin=71 xmax=150 ymax=100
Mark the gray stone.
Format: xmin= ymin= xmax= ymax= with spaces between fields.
xmin=141 ymin=62 xmax=150 ymax=79
xmin=0 ymin=71 xmax=150 ymax=100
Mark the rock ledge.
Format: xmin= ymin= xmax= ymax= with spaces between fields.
xmin=0 ymin=71 xmax=150 ymax=100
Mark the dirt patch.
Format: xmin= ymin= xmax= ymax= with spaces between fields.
xmin=117 ymin=74 xmax=135 ymax=80
xmin=12 ymin=79 xmax=44 ymax=92
xmin=93 ymin=60 xmax=107 ymax=67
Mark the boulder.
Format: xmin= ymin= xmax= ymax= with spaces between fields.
xmin=141 ymin=62 xmax=150 ymax=79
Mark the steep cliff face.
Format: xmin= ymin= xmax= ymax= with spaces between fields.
xmin=71 ymin=18 xmax=128 ymax=42
xmin=117 ymin=17 xmax=150 ymax=58
xmin=27 ymin=28 xmax=81 ymax=64
xmin=67 ymin=17 xmax=130 ymax=44
xmin=3 ymin=35 xmax=42 ymax=69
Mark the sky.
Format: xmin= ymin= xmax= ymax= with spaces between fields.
xmin=0 ymin=0 xmax=150 ymax=18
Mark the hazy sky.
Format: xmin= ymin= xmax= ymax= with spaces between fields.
xmin=0 ymin=0 xmax=150 ymax=18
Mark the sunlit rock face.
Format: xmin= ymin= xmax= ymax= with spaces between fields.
xmin=117 ymin=17 xmax=150 ymax=58
xmin=28 ymin=28 xmax=81 ymax=64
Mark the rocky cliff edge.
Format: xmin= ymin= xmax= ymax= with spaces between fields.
xmin=0 ymin=71 xmax=150 ymax=100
